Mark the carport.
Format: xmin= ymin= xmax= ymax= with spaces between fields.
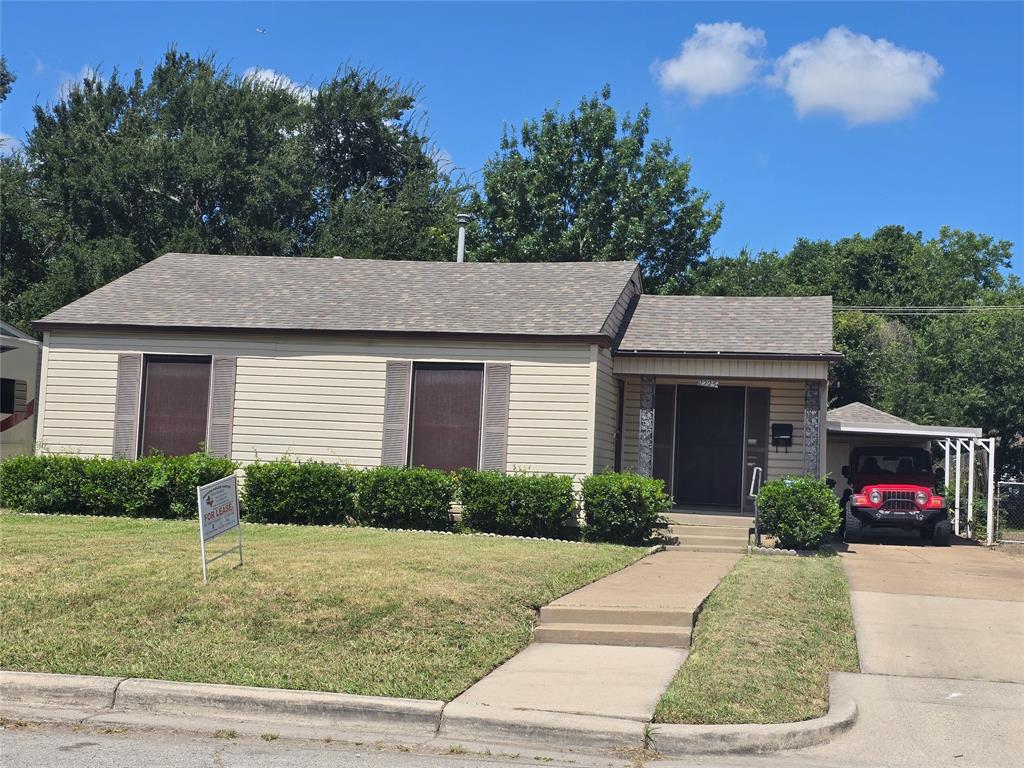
xmin=826 ymin=402 xmax=997 ymax=543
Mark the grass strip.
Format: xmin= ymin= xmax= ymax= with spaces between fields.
xmin=655 ymin=554 xmax=859 ymax=725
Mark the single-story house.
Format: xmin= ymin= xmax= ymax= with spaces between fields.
xmin=32 ymin=253 xmax=841 ymax=514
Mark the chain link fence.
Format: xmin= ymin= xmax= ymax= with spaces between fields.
xmin=996 ymin=481 xmax=1024 ymax=544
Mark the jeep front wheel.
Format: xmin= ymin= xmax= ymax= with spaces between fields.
xmin=844 ymin=509 xmax=862 ymax=544
xmin=932 ymin=520 xmax=952 ymax=547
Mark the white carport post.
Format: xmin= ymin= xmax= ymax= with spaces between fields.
xmin=953 ymin=440 xmax=963 ymax=536
xmin=943 ymin=439 xmax=951 ymax=493
xmin=966 ymin=440 xmax=976 ymax=539
xmin=980 ymin=437 xmax=996 ymax=546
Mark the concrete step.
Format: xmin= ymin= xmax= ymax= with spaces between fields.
xmin=533 ymin=622 xmax=692 ymax=648
xmin=667 ymin=522 xmax=751 ymax=534
xmin=666 ymin=543 xmax=748 ymax=554
xmin=538 ymin=605 xmax=693 ymax=627
xmin=664 ymin=512 xmax=754 ymax=527
xmin=668 ymin=526 xmax=750 ymax=540
xmin=675 ymin=534 xmax=749 ymax=548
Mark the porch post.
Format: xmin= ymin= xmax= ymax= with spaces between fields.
xmin=638 ymin=375 xmax=655 ymax=477
xmin=802 ymin=380 xmax=822 ymax=477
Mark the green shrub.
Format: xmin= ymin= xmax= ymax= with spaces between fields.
xmin=756 ymin=476 xmax=841 ymax=550
xmin=0 ymin=454 xmax=86 ymax=514
xmin=581 ymin=472 xmax=670 ymax=545
xmin=458 ymin=470 xmax=576 ymax=537
xmin=0 ymin=453 xmax=237 ymax=518
xmin=356 ymin=466 xmax=455 ymax=531
xmin=242 ymin=458 xmax=360 ymax=525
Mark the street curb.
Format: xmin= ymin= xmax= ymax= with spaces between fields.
xmin=113 ymin=678 xmax=444 ymax=735
xmin=651 ymin=672 xmax=858 ymax=755
xmin=1 ymin=669 xmax=856 ymax=755
xmin=0 ymin=670 xmax=123 ymax=711
xmin=1 ymin=670 xmax=443 ymax=738
xmin=438 ymin=701 xmax=644 ymax=750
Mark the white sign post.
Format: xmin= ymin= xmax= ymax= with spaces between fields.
xmin=196 ymin=475 xmax=242 ymax=584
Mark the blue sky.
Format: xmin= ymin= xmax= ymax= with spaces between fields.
xmin=2 ymin=1 xmax=1022 ymax=272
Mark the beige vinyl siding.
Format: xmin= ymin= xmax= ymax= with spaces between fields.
xmin=619 ymin=377 xmax=813 ymax=482
xmin=613 ymin=356 xmax=828 ymax=381
xmin=592 ymin=345 xmax=618 ymax=473
xmin=38 ymin=331 xmax=597 ymax=478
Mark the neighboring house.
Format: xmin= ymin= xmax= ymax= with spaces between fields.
xmin=0 ymin=319 xmax=41 ymax=459
xmin=32 ymin=253 xmax=840 ymax=513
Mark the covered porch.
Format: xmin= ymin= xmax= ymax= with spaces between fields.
xmin=609 ymin=295 xmax=840 ymax=515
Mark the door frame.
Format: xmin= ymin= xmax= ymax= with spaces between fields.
xmin=657 ymin=382 xmax=770 ymax=512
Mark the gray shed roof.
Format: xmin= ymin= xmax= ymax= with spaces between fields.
xmin=35 ymin=253 xmax=640 ymax=340
xmin=827 ymin=401 xmax=982 ymax=439
xmin=617 ymin=295 xmax=839 ymax=359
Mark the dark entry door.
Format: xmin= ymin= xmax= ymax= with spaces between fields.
xmin=674 ymin=386 xmax=745 ymax=507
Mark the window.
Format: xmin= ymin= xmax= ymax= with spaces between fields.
xmin=138 ymin=356 xmax=212 ymax=456
xmin=0 ymin=378 xmax=16 ymax=414
xmin=409 ymin=363 xmax=483 ymax=471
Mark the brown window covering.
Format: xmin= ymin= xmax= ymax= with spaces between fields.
xmin=139 ymin=356 xmax=212 ymax=457
xmin=410 ymin=363 xmax=483 ymax=472
xmin=112 ymin=353 xmax=142 ymax=458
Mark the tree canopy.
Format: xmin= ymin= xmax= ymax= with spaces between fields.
xmin=680 ymin=226 xmax=1023 ymax=476
xmin=471 ymin=87 xmax=722 ymax=289
xmin=0 ymin=50 xmax=464 ymax=330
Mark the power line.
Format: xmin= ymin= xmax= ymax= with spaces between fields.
xmin=835 ymin=305 xmax=1024 ymax=315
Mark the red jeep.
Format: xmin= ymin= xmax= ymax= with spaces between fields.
xmin=841 ymin=447 xmax=952 ymax=546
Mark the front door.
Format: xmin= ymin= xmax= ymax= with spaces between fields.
xmin=674 ymin=385 xmax=746 ymax=507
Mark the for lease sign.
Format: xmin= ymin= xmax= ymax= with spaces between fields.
xmin=197 ymin=475 xmax=240 ymax=542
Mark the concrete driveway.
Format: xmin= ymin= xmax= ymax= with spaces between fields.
xmin=840 ymin=533 xmax=1024 ymax=682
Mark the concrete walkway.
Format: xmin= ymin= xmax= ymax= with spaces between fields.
xmin=445 ymin=550 xmax=740 ymax=729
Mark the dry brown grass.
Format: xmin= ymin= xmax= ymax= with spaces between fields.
xmin=0 ymin=512 xmax=642 ymax=700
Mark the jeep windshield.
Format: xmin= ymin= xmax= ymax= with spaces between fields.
xmin=853 ymin=449 xmax=932 ymax=479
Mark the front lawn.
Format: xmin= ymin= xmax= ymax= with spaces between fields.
xmin=654 ymin=555 xmax=859 ymax=725
xmin=0 ymin=512 xmax=642 ymax=701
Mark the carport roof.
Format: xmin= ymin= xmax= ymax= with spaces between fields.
xmin=827 ymin=402 xmax=982 ymax=439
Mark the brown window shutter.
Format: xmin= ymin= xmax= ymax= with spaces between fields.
xmin=206 ymin=356 xmax=237 ymax=458
xmin=480 ymin=362 xmax=510 ymax=472
xmin=13 ymin=379 xmax=27 ymax=414
xmin=112 ymin=353 xmax=142 ymax=458
xmin=381 ymin=360 xmax=412 ymax=467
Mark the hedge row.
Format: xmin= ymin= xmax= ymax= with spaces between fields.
xmin=0 ymin=453 xmax=238 ymax=519
xmin=0 ymin=454 xmax=672 ymax=545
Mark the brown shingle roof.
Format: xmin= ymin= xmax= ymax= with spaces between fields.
xmin=617 ymin=295 xmax=838 ymax=358
xmin=827 ymin=402 xmax=915 ymax=426
xmin=36 ymin=253 xmax=640 ymax=339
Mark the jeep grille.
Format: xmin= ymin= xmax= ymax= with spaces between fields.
xmin=880 ymin=490 xmax=918 ymax=512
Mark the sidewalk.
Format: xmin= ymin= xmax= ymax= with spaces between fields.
xmin=439 ymin=550 xmax=741 ymax=747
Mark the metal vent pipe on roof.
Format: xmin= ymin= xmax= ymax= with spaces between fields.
xmin=456 ymin=213 xmax=472 ymax=263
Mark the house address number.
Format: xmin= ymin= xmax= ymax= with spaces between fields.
xmin=696 ymin=378 xmax=719 ymax=388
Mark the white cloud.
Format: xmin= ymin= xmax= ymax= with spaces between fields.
xmin=433 ymin=147 xmax=455 ymax=172
xmin=772 ymin=27 xmax=942 ymax=125
xmin=57 ymin=65 xmax=99 ymax=100
xmin=655 ymin=22 xmax=766 ymax=104
xmin=242 ymin=67 xmax=315 ymax=102
xmin=0 ymin=133 xmax=22 ymax=156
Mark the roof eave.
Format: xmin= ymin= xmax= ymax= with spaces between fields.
xmin=31 ymin=321 xmax=615 ymax=347
xmin=826 ymin=421 xmax=983 ymax=439
xmin=613 ymin=348 xmax=844 ymax=362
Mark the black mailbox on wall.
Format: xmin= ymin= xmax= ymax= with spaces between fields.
xmin=771 ymin=423 xmax=793 ymax=451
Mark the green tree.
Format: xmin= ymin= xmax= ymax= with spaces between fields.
xmin=472 ymin=87 xmax=721 ymax=288
xmin=0 ymin=55 xmax=14 ymax=102
xmin=1 ymin=50 xmax=465 ymax=331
